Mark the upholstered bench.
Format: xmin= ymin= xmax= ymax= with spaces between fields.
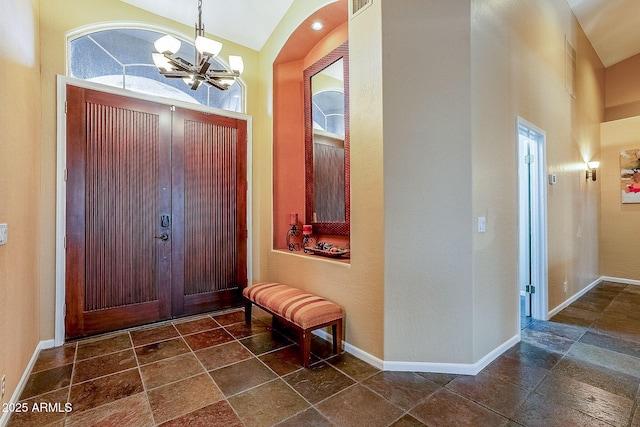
xmin=243 ymin=282 xmax=344 ymax=367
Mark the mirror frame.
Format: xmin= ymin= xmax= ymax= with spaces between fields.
xmin=304 ymin=41 xmax=350 ymax=235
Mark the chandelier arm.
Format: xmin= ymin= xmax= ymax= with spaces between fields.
xmin=206 ymin=70 xmax=240 ymax=78
xmin=163 ymin=54 xmax=194 ymax=72
xmin=159 ymin=70 xmax=193 ymax=78
xmin=205 ymin=76 xmax=231 ymax=91
xmin=197 ymin=57 xmax=211 ymax=75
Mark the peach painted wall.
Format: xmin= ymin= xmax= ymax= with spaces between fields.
xmin=605 ymin=54 xmax=640 ymax=121
xmin=0 ymin=0 xmax=42 ymax=408
xmin=272 ymin=24 xmax=348 ymax=249
xmin=273 ymin=60 xmax=306 ymax=249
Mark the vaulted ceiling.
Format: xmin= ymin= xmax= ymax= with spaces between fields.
xmin=120 ymin=0 xmax=295 ymax=51
xmin=122 ymin=0 xmax=639 ymax=67
xmin=566 ymin=0 xmax=640 ymax=67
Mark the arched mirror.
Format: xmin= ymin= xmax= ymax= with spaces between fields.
xmin=304 ymin=42 xmax=349 ymax=235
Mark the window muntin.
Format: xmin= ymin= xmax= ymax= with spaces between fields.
xmin=69 ymin=27 xmax=243 ymax=112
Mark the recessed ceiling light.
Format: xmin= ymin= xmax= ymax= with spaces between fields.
xmin=311 ymin=21 xmax=323 ymax=31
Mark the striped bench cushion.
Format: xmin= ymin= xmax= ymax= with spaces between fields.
xmin=243 ymin=282 xmax=343 ymax=329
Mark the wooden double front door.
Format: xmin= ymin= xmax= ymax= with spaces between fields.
xmin=65 ymin=85 xmax=247 ymax=339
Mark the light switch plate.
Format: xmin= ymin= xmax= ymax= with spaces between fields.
xmin=0 ymin=223 xmax=7 ymax=245
xmin=477 ymin=217 xmax=486 ymax=233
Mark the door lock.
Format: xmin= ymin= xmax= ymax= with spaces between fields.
xmin=161 ymin=215 xmax=171 ymax=228
xmin=155 ymin=233 xmax=169 ymax=242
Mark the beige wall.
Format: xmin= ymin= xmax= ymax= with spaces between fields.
xmin=381 ymin=0 xmax=475 ymax=363
xmin=382 ymin=0 xmax=604 ymax=364
xmin=601 ymin=117 xmax=640 ymax=279
xmin=0 ymin=0 xmax=42 ymax=406
xmin=470 ymin=0 xmax=603 ymax=361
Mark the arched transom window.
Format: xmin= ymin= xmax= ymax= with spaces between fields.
xmin=68 ymin=27 xmax=243 ymax=112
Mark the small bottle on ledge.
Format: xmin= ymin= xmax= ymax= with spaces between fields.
xmin=286 ymin=213 xmax=301 ymax=251
xmin=302 ymin=224 xmax=316 ymax=253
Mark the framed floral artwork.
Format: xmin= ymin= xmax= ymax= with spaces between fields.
xmin=621 ymin=149 xmax=640 ymax=203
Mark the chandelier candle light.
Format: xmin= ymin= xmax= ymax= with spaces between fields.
xmin=152 ymin=0 xmax=244 ymax=91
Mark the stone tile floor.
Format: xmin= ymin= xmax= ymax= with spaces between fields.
xmin=6 ymin=281 xmax=640 ymax=426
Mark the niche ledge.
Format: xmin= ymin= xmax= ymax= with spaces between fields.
xmin=272 ymin=248 xmax=351 ymax=265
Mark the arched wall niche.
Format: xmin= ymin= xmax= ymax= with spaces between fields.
xmin=272 ymin=1 xmax=348 ymax=252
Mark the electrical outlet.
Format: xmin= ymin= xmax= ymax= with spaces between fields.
xmin=1 ymin=375 xmax=5 ymax=398
xmin=564 ymin=280 xmax=568 ymax=293
xmin=0 ymin=223 xmax=7 ymax=246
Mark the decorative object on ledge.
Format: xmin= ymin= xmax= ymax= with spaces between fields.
xmin=305 ymin=241 xmax=349 ymax=258
xmin=286 ymin=213 xmax=302 ymax=251
xmin=302 ymin=224 xmax=317 ymax=253
xmin=152 ymin=0 xmax=244 ymax=91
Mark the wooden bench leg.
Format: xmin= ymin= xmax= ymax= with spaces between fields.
xmin=302 ymin=330 xmax=312 ymax=368
xmin=333 ymin=319 xmax=343 ymax=355
xmin=244 ymin=299 xmax=252 ymax=325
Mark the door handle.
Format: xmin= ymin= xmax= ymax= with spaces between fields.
xmin=155 ymin=233 xmax=169 ymax=242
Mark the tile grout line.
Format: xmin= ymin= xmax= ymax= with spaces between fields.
xmin=63 ymin=341 xmax=79 ymax=424
xmin=184 ymin=313 xmax=240 ymax=424
xmin=127 ymin=330 xmax=160 ymax=427
xmin=155 ymin=310 xmax=270 ymax=426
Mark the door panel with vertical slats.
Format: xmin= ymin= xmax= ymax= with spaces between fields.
xmin=84 ymin=103 xmax=159 ymax=310
xmin=66 ymin=86 xmax=173 ymax=338
xmin=183 ymin=121 xmax=238 ymax=295
xmin=171 ymin=108 xmax=247 ymax=317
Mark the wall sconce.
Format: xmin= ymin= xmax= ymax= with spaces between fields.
xmin=586 ymin=161 xmax=600 ymax=181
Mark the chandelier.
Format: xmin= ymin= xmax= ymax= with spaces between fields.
xmin=152 ymin=0 xmax=244 ymax=91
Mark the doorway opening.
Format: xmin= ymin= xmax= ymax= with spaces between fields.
xmin=517 ymin=117 xmax=549 ymax=329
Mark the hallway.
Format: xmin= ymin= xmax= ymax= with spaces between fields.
xmin=6 ymin=281 xmax=640 ymax=426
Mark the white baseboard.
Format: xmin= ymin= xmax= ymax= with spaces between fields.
xmin=382 ymin=334 xmax=520 ymax=375
xmin=0 ymin=340 xmax=55 ymax=427
xmin=599 ymin=276 xmax=640 ymax=287
xmin=546 ymin=275 xmax=639 ymax=319
xmin=548 ymin=277 xmax=602 ymax=318
xmin=546 ymin=275 xmax=639 ymax=322
xmin=314 ymin=329 xmax=520 ymax=375
xmin=312 ymin=329 xmax=384 ymax=370
xmin=316 ymin=275 xmax=637 ymax=375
